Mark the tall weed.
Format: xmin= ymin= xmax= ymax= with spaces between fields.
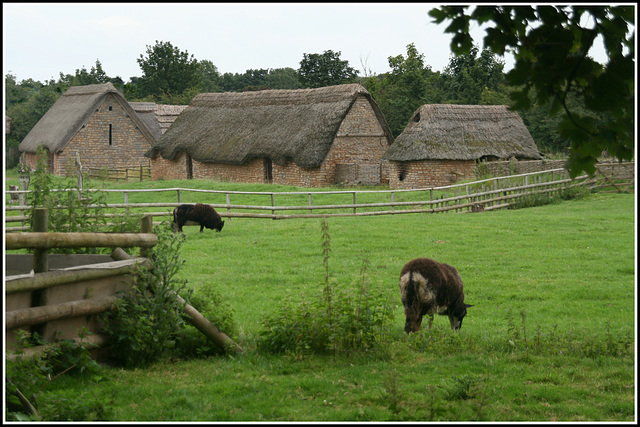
xmin=257 ymin=219 xmax=395 ymax=356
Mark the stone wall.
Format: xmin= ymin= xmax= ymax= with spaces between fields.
xmin=388 ymin=158 xmax=572 ymax=189
xmin=22 ymin=94 xmax=153 ymax=176
xmin=478 ymin=158 xmax=567 ymax=177
xmin=388 ymin=159 xmax=476 ymax=189
xmin=151 ymin=152 xmax=190 ymax=181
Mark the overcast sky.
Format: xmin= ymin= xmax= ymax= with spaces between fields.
xmin=3 ymin=2 xmax=512 ymax=84
xmin=4 ymin=3 xmax=615 ymax=85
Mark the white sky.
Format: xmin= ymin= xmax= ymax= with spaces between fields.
xmin=3 ymin=2 xmax=616 ymax=84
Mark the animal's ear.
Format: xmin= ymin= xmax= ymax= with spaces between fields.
xmin=465 ymin=304 xmax=474 ymax=308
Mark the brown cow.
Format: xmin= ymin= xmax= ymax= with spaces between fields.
xmin=399 ymin=258 xmax=472 ymax=333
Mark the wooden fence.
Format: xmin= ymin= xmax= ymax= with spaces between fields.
xmin=4 ymin=163 xmax=635 ymax=231
xmin=85 ymin=165 xmax=151 ymax=182
xmin=5 ymin=210 xmax=242 ymax=358
xmin=5 ymin=212 xmax=157 ymax=357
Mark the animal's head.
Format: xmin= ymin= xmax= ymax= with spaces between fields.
xmin=449 ymin=303 xmax=473 ymax=331
xmin=204 ymin=219 xmax=224 ymax=232
xmin=399 ymin=275 xmax=423 ymax=334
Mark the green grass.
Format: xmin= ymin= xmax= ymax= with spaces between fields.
xmin=4 ymin=173 xmax=636 ymax=421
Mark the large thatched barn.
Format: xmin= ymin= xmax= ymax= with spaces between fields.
xmin=19 ymin=83 xmax=158 ymax=176
xmin=383 ymin=104 xmax=542 ymax=189
xmin=146 ymin=84 xmax=394 ymax=186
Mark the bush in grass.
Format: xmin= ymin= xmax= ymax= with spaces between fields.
xmin=101 ymin=225 xmax=192 ymax=368
xmin=510 ymin=184 xmax=590 ymax=209
xmin=257 ymin=220 xmax=395 ymax=356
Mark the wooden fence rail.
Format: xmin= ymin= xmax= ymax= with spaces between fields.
xmin=5 ymin=209 xmax=243 ymax=357
xmin=85 ymin=165 xmax=151 ymax=182
xmin=5 ymin=163 xmax=634 ymax=230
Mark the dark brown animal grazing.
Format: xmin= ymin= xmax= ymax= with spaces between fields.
xmin=399 ymin=258 xmax=472 ymax=333
xmin=172 ymin=204 xmax=224 ymax=233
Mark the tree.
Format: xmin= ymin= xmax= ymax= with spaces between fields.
xmin=264 ymin=67 xmax=301 ymax=90
xmin=297 ymin=50 xmax=359 ymax=88
xmin=429 ymin=5 xmax=635 ymax=177
xmin=56 ymin=60 xmax=121 ymax=93
xmin=136 ymin=40 xmax=202 ymax=100
xmin=441 ymin=46 xmax=507 ymax=104
xmin=199 ymin=59 xmax=221 ymax=93
xmin=363 ymin=43 xmax=442 ymax=136
xmin=5 ymin=78 xmax=59 ymax=147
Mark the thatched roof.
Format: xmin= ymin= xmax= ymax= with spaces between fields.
xmin=146 ymin=83 xmax=393 ymax=168
xmin=19 ymin=83 xmax=156 ymax=153
xmin=383 ymin=104 xmax=542 ymax=162
xmin=130 ymin=102 xmax=187 ymax=140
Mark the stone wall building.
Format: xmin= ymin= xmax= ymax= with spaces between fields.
xmin=19 ymin=83 xmax=159 ymax=176
xmin=384 ymin=104 xmax=542 ymax=189
xmin=146 ymin=84 xmax=394 ymax=186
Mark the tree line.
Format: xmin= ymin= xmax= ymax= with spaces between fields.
xmin=4 ymin=43 xmax=566 ymax=159
xmin=6 ymin=6 xmax=633 ymax=177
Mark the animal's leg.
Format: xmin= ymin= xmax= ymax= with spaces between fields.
xmin=199 ymin=224 xmax=204 ymax=233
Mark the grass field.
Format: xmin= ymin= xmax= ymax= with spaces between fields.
xmin=4 ymin=174 xmax=637 ymax=421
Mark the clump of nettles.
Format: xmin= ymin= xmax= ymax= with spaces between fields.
xmin=257 ymin=219 xmax=394 ymax=357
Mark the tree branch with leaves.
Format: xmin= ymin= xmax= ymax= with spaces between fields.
xmin=430 ymin=5 xmax=635 ymax=177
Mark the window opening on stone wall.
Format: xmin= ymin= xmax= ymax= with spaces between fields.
xmin=398 ymin=162 xmax=408 ymax=181
xmin=263 ymin=158 xmax=273 ymax=183
xmin=187 ymin=154 xmax=193 ymax=179
xmin=109 ymin=106 xmax=113 ymax=111
xmin=109 ymin=124 xmax=113 ymax=146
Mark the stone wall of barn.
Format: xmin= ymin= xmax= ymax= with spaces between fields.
xmin=23 ymin=94 xmax=153 ymax=177
xmin=192 ymin=158 xmax=264 ymax=182
xmin=150 ymin=152 xmax=190 ymax=181
xmin=154 ymin=95 xmax=391 ymax=187
xmin=387 ymin=158 xmax=570 ymax=189
xmin=388 ymin=160 xmax=476 ymax=189
xmin=479 ymin=159 xmax=566 ymax=176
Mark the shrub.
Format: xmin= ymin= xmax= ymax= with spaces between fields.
xmin=256 ymin=220 xmax=395 ymax=356
xmin=25 ymin=145 xmax=139 ymax=254
xmin=101 ymin=225 xmax=191 ymax=368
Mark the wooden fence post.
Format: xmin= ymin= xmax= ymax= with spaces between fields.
xmin=140 ymin=215 xmax=153 ymax=259
xmin=31 ymin=208 xmax=49 ymax=338
xmin=33 ymin=208 xmax=48 ymax=274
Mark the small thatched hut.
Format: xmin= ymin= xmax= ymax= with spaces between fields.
xmin=146 ymin=83 xmax=394 ymax=186
xmin=383 ymin=104 xmax=542 ymax=188
xmin=19 ymin=83 xmax=156 ymax=175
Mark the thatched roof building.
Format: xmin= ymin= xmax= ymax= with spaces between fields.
xmin=384 ymin=104 xmax=542 ymax=188
xmin=147 ymin=84 xmax=394 ymax=186
xmin=19 ymin=83 xmax=157 ymax=175
xmin=130 ymin=102 xmax=188 ymax=140
xmin=384 ymin=104 xmax=541 ymax=162
xmin=147 ymin=83 xmax=392 ymax=168
xmin=20 ymin=83 xmax=155 ymax=155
